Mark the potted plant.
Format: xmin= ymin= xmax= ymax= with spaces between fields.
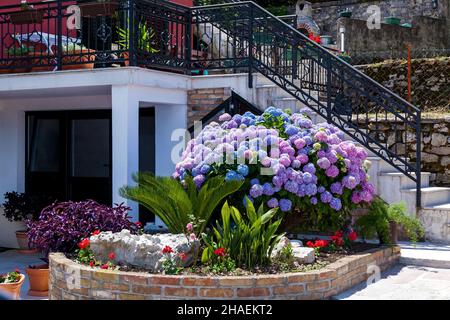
xmin=30 ymin=47 xmax=55 ymax=73
xmin=356 ymin=197 xmax=424 ymax=245
xmin=116 ymin=20 xmax=159 ymax=67
xmin=0 ymin=270 xmax=25 ymax=300
xmin=25 ymin=263 xmax=49 ymax=297
xmin=60 ymin=43 xmax=96 ymax=70
xmin=79 ymin=0 xmax=119 ymax=18
xmin=5 ymin=45 xmax=34 ymax=74
xmin=9 ymin=1 xmax=44 ymax=25
xmin=339 ymin=9 xmax=352 ymax=18
xmin=2 ymin=192 xmax=53 ymax=252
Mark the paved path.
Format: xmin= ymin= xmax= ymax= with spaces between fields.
xmin=0 ymin=250 xmax=47 ymax=300
xmin=399 ymin=241 xmax=450 ymax=268
xmin=334 ymin=264 xmax=450 ymax=300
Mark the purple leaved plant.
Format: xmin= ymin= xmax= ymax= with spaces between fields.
xmin=27 ymin=200 xmax=138 ymax=256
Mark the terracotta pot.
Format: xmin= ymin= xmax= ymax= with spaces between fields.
xmin=79 ymin=1 xmax=119 ymax=18
xmin=25 ymin=264 xmax=49 ymax=297
xmin=9 ymin=56 xmax=32 ymax=74
xmin=0 ymin=274 xmax=25 ymax=300
xmin=389 ymin=221 xmax=398 ymax=244
xmin=30 ymin=53 xmax=56 ymax=72
xmin=15 ymin=230 xmax=37 ymax=254
xmin=61 ymin=49 xmax=96 ymax=70
xmin=9 ymin=9 xmax=44 ymax=25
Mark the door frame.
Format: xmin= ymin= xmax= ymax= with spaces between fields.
xmin=25 ymin=109 xmax=113 ymax=204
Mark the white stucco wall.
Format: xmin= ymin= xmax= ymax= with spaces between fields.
xmin=0 ymin=68 xmax=252 ymax=245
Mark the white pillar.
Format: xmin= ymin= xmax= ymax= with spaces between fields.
xmin=111 ymin=85 xmax=139 ymax=221
xmin=154 ymin=103 xmax=187 ymax=226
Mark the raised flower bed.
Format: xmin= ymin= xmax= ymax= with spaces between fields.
xmin=49 ymin=246 xmax=400 ymax=300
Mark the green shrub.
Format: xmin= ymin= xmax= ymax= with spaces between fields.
xmin=120 ymin=173 xmax=243 ymax=234
xmin=356 ymin=197 xmax=424 ymax=244
xmin=202 ymin=199 xmax=285 ymax=269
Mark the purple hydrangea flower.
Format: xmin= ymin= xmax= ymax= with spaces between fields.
xmin=267 ymin=198 xmax=279 ymax=208
xmin=262 ymin=183 xmax=275 ymax=196
xmin=279 ymin=199 xmax=292 ymax=212
xmin=249 ymin=184 xmax=264 ymax=198
xmin=317 ymin=157 xmax=331 ymax=170
xmin=320 ymin=191 xmax=333 ymax=203
xmin=326 ymin=165 xmax=339 ymax=178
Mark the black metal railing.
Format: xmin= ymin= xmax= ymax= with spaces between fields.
xmin=0 ymin=0 xmax=422 ymax=207
xmin=190 ymin=1 xmax=422 ymax=208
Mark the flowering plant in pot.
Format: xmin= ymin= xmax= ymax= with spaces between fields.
xmin=0 ymin=269 xmax=25 ymax=300
xmin=2 ymin=192 xmax=53 ymax=252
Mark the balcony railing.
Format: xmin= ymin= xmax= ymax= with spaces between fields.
xmin=0 ymin=0 xmax=195 ymax=74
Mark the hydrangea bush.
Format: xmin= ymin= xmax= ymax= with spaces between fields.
xmin=174 ymin=107 xmax=375 ymax=229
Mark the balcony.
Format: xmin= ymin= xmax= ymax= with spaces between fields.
xmin=0 ymin=0 xmax=198 ymax=75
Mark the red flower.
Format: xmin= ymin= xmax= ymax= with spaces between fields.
xmin=100 ymin=264 xmax=108 ymax=270
xmin=178 ymin=252 xmax=187 ymax=261
xmin=332 ymin=236 xmax=344 ymax=247
xmin=78 ymin=238 xmax=90 ymax=249
xmin=334 ymin=231 xmax=343 ymax=238
xmin=91 ymin=230 xmax=101 ymax=236
xmin=315 ymin=240 xmax=329 ymax=248
xmin=213 ymin=248 xmax=226 ymax=257
xmin=135 ymin=221 xmax=143 ymax=229
xmin=89 ymin=261 xmax=94 ymax=268
xmin=108 ymin=252 xmax=116 ymax=260
xmin=162 ymin=246 xmax=173 ymax=254
xmin=306 ymin=241 xmax=315 ymax=248
xmin=14 ymin=268 xmax=20 ymax=274
xmin=348 ymin=231 xmax=357 ymax=242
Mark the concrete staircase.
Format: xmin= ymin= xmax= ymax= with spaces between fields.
xmin=251 ymin=74 xmax=450 ymax=243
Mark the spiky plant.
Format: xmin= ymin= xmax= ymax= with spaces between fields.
xmin=202 ymin=198 xmax=285 ymax=269
xmin=119 ymin=173 xmax=243 ymax=234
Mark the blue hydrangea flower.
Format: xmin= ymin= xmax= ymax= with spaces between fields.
xmin=237 ymin=164 xmax=249 ymax=177
xmin=279 ymin=199 xmax=292 ymax=212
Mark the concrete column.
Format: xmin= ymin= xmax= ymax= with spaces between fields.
xmin=111 ymin=85 xmax=140 ymax=221
xmin=154 ymin=103 xmax=187 ymax=226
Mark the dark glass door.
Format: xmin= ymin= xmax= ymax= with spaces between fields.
xmin=26 ymin=115 xmax=65 ymax=201
xmin=26 ymin=110 xmax=112 ymax=205
xmin=69 ymin=113 xmax=112 ymax=204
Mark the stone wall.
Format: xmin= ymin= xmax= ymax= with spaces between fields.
xmin=336 ymin=15 xmax=449 ymax=54
xmin=364 ymin=118 xmax=450 ymax=186
xmin=309 ymin=0 xmax=448 ymax=41
xmin=419 ymin=207 xmax=450 ymax=244
xmin=356 ymin=57 xmax=450 ymax=111
xmin=49 ymin=247 xmax=400 ymax=300
xmin=187 ymin=87 xmax=231 ymax=128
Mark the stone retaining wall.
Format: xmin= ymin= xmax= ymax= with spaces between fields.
xmin=49 ymin=246 xmax=400 ymax=300
xmin=363 ymin=117 xmax=450 ymax=186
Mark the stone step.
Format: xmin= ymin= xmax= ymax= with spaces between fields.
xmin=378 ymin=171 xmax=431 ymax=189
xmin=399 ymin=242 xmax=450 ymax=268
xmin=427 ymin=203 xmax=450 ymax=210
xmin=402 ymin=187 xmax=450 ymax=215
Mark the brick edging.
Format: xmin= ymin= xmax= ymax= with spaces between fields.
xmin=49 ymin=246 xmax=400 ymax=300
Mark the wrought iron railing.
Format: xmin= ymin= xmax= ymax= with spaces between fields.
xmin=192 ymin=1 xmax=422 ymax=207
xmin=0 ymin=0 xmax=422 ymax=207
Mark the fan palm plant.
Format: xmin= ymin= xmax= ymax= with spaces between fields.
xmin=119 ymin=173 xmax=243 ymax=234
